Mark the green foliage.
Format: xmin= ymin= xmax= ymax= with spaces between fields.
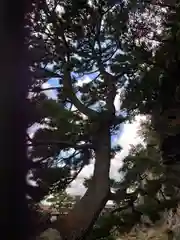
xmin=28 ymin=0 xmax=143 ymax=206
xmin=46 ymin=191 xmax=76 ymax=210
xmin=121 ymin=1 xmax=180 ymax=119
xmin=26 ymin=0 xmax=180 ymax=238
xmin=88 ymin=117 xmax=180 ymax=239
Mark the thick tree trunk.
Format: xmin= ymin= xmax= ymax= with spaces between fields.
xmin=56 ymin=127 xmax=111 ymax=240
xmin=0 ymin=1 xmax=31 ymax=239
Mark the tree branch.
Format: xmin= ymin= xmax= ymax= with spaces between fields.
xmin=32 ymin=67 xmax=61 ymax=80
xmin=66 ymin=164 xmax=84 ymax=187
xmin=88 ymin=8 xmax=117 ymax=116
xmin=145 ymin=0 xmax=176 ymax=10
xmin=28 ymin=139 xmax=93 ymax=150
xmin=40 ymin=0 xmax=99 ymax=118
xmin=30 ymin=86 xmax=61 ymax=93
xmin=110 ymin=205 xmax=131 ymax=214
xmin=62 ymin=64 xmax=99 ymax=118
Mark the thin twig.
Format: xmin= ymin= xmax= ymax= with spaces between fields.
xmin=30 ymin=86 xmax=61 ymax=93
xmin=28 ymin=139 xmax=93 ymax=150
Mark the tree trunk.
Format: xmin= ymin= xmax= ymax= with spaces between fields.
xmin=0 ymin=1 xmax=31 ymax=239
xmin=56 ymin=127 xmax=111 ymax=240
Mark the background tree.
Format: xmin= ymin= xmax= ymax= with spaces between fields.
xmin=121 ymin=0 xmax=180 ymax=167
xmin=87 ymin=118 xmax=180 ymax=239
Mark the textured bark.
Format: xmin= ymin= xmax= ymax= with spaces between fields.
xmin=56 ymin=127 xmax=111 ymax=240
xmin=0 ymin=1 xmax=31 ymax=239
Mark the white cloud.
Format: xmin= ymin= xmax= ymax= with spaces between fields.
xmin=28 ymin=123 xmax=42 ymax=139
xmin=28 ymin=120 xmax=53 ymax=139
xmin=66 ymin=161 xmax=94 ymax=195
xmin=67 ymin=178 xmax=86 ymax=196
xmin=76 ymin=75 xmax=92 ymax=87
xmin=56 ymin=5 xmax=65 ymax=15
xmin=42 ymin=82 xmax=57 ymax=99
xmin=78 ymin=161 xmax=94 ymax=179
xmin=27 ymin=82 xmax=58 ymax=138
xmin=110 ymin=115 xmax=146 ymax=180
xmin=114 ymin=90 xmax=121 ymax=112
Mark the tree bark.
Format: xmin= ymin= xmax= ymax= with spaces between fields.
xmin=56 ymin=127 xmax=111 ymax=240
xmin=0 ymin=1 xmax=31 ymax=239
